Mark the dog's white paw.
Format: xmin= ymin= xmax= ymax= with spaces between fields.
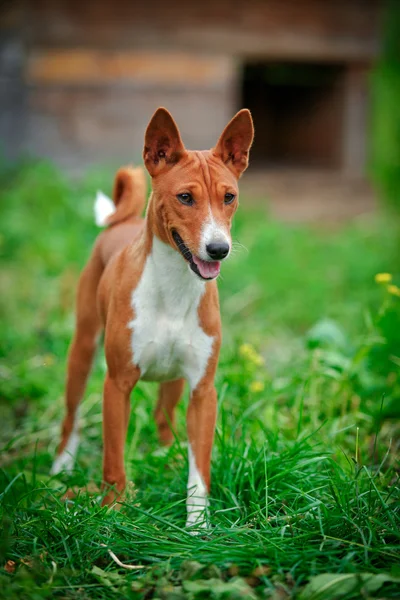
xmin=50 ymin=430 xmax=80 ymax=475
xmin=186 ymin=486 xmax=209 ymax=532
xmin=186 ymin=509 xmax=209 ymax=533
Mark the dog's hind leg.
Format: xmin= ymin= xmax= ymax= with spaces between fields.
xmin=51 ymin=259 xmax=103 ymax=475
xmin=154 ymin=379 xmax=185 ymax=445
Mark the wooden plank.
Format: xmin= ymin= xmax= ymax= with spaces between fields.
xmin=27 ymin=50 xmax=234 ymax=86
xmin=25 ymin=85 xmax=237 ymax=170
xmin=341 ymin=65 xmax=369 ymax=175
xmin=28 ymin=0 xmax=382 ymax=61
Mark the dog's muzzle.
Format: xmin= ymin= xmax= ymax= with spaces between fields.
xmin=172 ymin=231 xmax=221 ymax=280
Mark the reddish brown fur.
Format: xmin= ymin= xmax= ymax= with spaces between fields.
xmin=55 ymin=108 xmax=254 ymax=512
xmin=58 ymin=168 xmax=145 ymax=457
xmin=107 ymin=166 xmax=147 ymax=226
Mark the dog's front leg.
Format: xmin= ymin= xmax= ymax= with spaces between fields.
xmin=101 ymin=372 xmax=137 ymax=506
xmin=186 ymin=376 xmax=217 ymax=529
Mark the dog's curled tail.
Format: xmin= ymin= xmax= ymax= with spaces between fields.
xmin=94 ymin=166 xmax=147 ymax=227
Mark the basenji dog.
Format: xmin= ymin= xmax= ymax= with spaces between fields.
xmin=51 ymin=107 xmax=254 ymax=528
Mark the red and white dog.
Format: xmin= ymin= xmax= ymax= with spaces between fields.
xmin=52 ymin=107 xmax=254 ymax=527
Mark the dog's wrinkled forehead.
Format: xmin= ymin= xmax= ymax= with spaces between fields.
xmin=194 ymin=151 xmax=239 ymax=193
xmin=155 ymin=150 xmax=238 ymax=197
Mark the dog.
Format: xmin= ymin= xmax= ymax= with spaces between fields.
xmin=51 ymin=107 xmax=254 ymax=527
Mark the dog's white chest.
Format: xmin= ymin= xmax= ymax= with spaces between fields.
xmin=129 ymin=237 xmax=214 ymax=391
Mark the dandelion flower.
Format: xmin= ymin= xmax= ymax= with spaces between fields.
xmin=375 ymin=273 xmax=392 ymax=284
xmin=387 ymin=284 xmax=400 ymax=297
xmin=239 ymin=343 xmax=264 ymax=366
xmin=250 ymin=381 xmax=265 ymax=393
xmin=252 ymin=354 xmax=265 ymax=366
xmin=239 ymin=343 xmax=254 ymax=359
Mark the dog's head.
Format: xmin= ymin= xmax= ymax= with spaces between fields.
xmin=143 ymin=107 xmax=254 ymax=281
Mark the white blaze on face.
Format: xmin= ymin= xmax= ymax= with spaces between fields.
xmin=186 ymin=444 xmax=208 ymax=529
xmin=198 ymin=209 xmax=231 ymax=262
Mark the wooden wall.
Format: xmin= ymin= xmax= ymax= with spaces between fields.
xmin=27 ymin=0 xmax=381 ymax=61
xmin=0 ymin=0 xmax=382 ymax=172
xmin=25 ymin=52 xmax=237 ymax=169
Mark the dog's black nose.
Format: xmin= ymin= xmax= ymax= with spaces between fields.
xmin=206 ymin=242 xmax=230 ymax=260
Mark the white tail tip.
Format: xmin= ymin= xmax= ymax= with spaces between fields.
xmin=94 ymin=190 xmax=115 ymax=227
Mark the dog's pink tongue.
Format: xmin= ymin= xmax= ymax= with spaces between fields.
xmin=192 ymin=256 xmax=221 ymax=279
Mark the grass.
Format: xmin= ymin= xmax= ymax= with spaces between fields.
xmin=370 ymin=0 xmax=400 ymax=210
xmin=0 ymin=160 xmax=399 ymax=599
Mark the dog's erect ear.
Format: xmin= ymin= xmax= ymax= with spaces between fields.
xmin=213 ymin=109 xmax=254 ymax=178
xmin=143 ymin=107 xmax=186 ymax=176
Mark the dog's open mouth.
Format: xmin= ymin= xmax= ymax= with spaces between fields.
xmin=172 ymin=231 xmax=221 ymax=280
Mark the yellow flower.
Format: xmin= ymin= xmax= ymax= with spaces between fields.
xmin=250 ymin=380 xmax=265 ymax=393
xmin=42 ymin=354 xmax=55 ymax=366
xmin=375 ymin=273 xmax=392 ymax=284
xmin=239 ymin=343 xmax=253 ymax=357
xmin=239 ymin=343 xmax=264 ymax=366
xmin=252 ymin=354 xmax=264 ymax=366
xmin=387 ymin=284 xmax=400 ymax=297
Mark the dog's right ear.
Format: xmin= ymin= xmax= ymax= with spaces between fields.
xmin=143 ymin=108 xmax=186 ymax=176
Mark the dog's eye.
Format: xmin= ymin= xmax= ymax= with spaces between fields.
xmin=224 ymin=193 xmax=236 ymax=205
xmin=177 ymin=193 xmax=194 ymax=206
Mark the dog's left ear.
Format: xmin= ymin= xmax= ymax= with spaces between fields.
xmin=213 ymin=109 xmax=254 ymax=178
xmin=143 ymin=107 xmax=186 ymax=177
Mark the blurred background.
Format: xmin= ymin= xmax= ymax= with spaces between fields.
xmin=1 ymin=0 xmax=398 ymax=220
xmin=0 ymin=3 xmax=400 ymax=591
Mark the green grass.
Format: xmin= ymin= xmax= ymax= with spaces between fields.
xmin=0 ymin=161 xmax=399 ymax=599
xmin=370 ymin=0 xmax=400 ymax=210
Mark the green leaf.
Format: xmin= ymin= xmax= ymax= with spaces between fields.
xmin=91 ymin=565 xmax=125 ymax=588
xmin=183 ymin=577 xmax=257 ymax=599
xmin=306 ymin=319 xmax=348 ymax=350
xmin=180 ymin=560 xmax=203 ymax=580
xmin=300 ymin=572 xmax=400 ymax=599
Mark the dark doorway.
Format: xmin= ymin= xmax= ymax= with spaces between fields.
xmin=241 ymin=62 xmax=346 ymax=169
